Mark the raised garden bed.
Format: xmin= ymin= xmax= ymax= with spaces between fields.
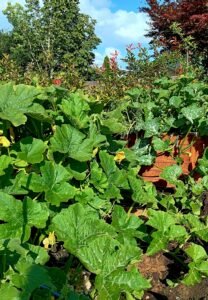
xmin=139 ymin=134 xmax=208 ymax=187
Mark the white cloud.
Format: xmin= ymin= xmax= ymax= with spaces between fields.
xmin=79 ymin=0 xmax=150 ymax=65
xmin=80 ymin=0 xmax=150 ymax=45
xmin=79 ymin=0 xmax=111 ymax=11
xmin=114 ymin=10 xmax=148 ymax=41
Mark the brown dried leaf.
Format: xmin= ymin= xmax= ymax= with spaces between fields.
xmin=138 ymin=252 xmax=172 ymax=281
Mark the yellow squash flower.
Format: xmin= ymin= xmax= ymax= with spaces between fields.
xmin=43 ymin=231 xmax=56 ymax=249
xmin=114 ymin=151 xmax=125 ymax=164
xmin=92 ymin=147 xmax=98 ymax=157
xmin=0 ymin=136 xmax=10 ymax=147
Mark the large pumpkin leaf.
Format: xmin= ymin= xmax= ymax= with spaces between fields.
xmin=0 ymin=193 xmax=49 ymax=242
xmin=95 ymin=267 xmax=151 ymax=300
xmin=0 ymin=171 xmax=29 ymax=196
xmin=101 ymin=118 xmax=127 ymax=134
xmin=76 ymin=235 xmax=149 ymax=299
xmin=184 ymin=243 xmax=208 ymax=262
xmin=50 ymin=124 xmax=94 ymax=161
xmin=144 ymin=118 xmax=160 ymax=138
xmin=50 ymin=203 xmax=116 ymax=253
xmin=181 ymin=104 xmax=204 ymax=123
xmin=16 ymin=137 xmax=47 ymax=164
xmin=160 ymin=165 xmax=182 ymax=184
xmin=0 ymin=155 xmax=13 ymax=176
xmin=90 ymin=161 xmax=108 ymax=193
xmin=146 ymin=210 xmax=188 ymax=255
xmin=100 ymin=103 xmax=128 ymax=134
xmin=76 ymin=235 xmax=139 ymax=274
xmin=60 ymin=93 xmax=90 ymax=129
xmin=184 ymin=214 xmax=208 ymax=242
xmin=0 ymin=283 xmax=21 ymax=300
xmin=7 ymin=238 xmax=49 ymax=265
xmin=66 ymin=159 xmax=88 ymax=181
xmin=128 ymin=176 xmax=157 ymax=205
xmin=22 ymin=161 xmax=76 ymax=206
xmin=99 ymin=151 xmax=117 ymax=177
xmin=182 ymin=268 xmax=202 ymax=286
xmin=147 ymin=209 xmax=176 ymax=232
xmin=99 ymin=151 xmax=129 ymax=190
xmin=26 ymin=103 xmax=51 ymax=123
xmin=51 ymin=203 xmax=149 ymax=299
xmin=0 ymin=83 xmax=42 ymax=126
xmin=9 ymin=259 xmax=54 ymax=300
xmin=50 ymin=124 xmax=105 ymax=162
xmin=111 ymin=205 xmax=145 ymax=242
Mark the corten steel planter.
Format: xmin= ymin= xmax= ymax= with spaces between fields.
xmin=128 ymin=133 xmax=208 ymax=187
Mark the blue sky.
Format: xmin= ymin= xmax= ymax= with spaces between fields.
xmin=108 ymin=1 xmax=147 ymax=12
xmin=0 ymin=0 xmax=150 ymax=66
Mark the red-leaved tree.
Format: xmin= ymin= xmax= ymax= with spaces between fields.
xmin=141 ymin=0 xmax=208 ymax=66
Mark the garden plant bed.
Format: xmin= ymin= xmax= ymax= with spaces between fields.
xmin=0 ymin=77 xmax=208 ymax=299
xmin=0 ymin=0 xmax=208 ymax=298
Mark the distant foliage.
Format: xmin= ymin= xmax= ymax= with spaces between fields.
xmin=141 ymin=0 xmax=208 ymax=69
xmin=2 ymin=0 xmax=100 ymax=79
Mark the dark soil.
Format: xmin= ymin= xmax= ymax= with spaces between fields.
xmin=138 ymin=252 xmax=208 ymax=300
xmin=47 ymin=243 xmax=69 ymax=267
xmin=143 ymin=280 xmax=208 ymax=300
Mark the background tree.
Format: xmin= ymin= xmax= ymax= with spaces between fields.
xmin=2 ymin=0 xmax=101 ymax=78
xmin=141 ymin=0 xmax=208 ymax=68
xmin=0 ymin=31 xmax=13 ymax=59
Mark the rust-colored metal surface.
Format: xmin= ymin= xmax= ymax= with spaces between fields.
xmin=137 ymin=134 xmax=208 ymax=187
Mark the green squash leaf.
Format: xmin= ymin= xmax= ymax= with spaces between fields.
xmin=17 ymin=137 xmax=47 ymax=164
xmin=182 ymin=268 xmax=202 ymax=286
xmin=0 ymin=193 xmax=49 ymax=242
xmin=22 ymin=161 xmax=76 ymax=206
xmin=0 ymin=83 xmax=41 ymax=126
xmin=0 ymin=283 xmax=21 ymax=300
xmin=0 ymin=155 xmax=12 ymax=176
xmin=169 ymin=96 xmax=182 ymax=108
xmin=184 ymin=214 xmax=208 ymax=242
xmin=95 ymin=267 xmax=150 ymax=300
xmin=7 ymin=239 xmax=49 ymax=265
xmin=184 ymin=243 xmax=207 ymax=262
xmin=67 ymin=159 xmax=87 ymax=181
xmin=90 ymin=161 xmax=108 ymax=192
xmin=101 ymin=118 xmax=127 ymax=134
xmin=196 ymin=261 xmax=208 ymax=276
xmin=50 ymin=203 xmax=116 ymax=254
xmin=77 ymin=235 xmax=140 ymax=274
xmin=60 ymin=93 xmax=90 ymax=129
xmin=147 ymin=233 xmax=168 ymax=255
xmin=50 ymin=124 xmax=97 ymax=161
xmin=160 ymin=165 xmax=182 ymax=184
xmin=99 ymin=151 xmax=117 ymax=177
xmin=26 ymin=103 xmax=51 ymax=123
xmin=181 ymin=104 xmax=204 ymax=123
xmin=128 ymin=176 xmax=157 ymax=205
xmin=152 ymin=136 xmax=171 ymax=152
xmin=147 ymin=209 xmax=176 ymax=232
xmin=144 ymin=119 xmax=160 ymax=138
xmin=10 ymin=259 xmax=54 ymax=300
xmin=112 ymin=205 xmax=146 ymax=243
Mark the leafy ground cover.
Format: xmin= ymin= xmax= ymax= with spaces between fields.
xmin=0 ymin=77 xmax=208 ymax=299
